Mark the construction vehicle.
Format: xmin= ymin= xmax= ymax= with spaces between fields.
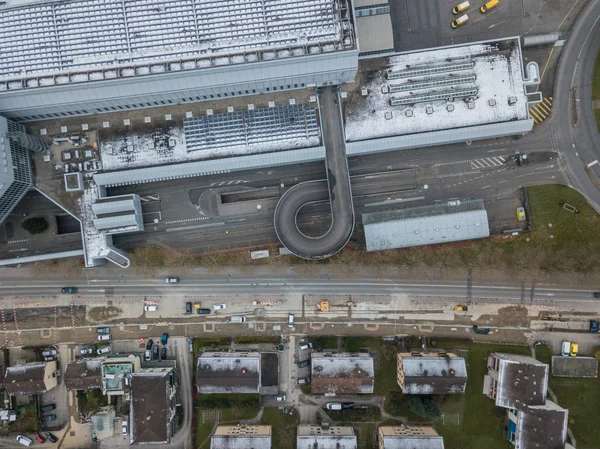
xmin=316 ymin=300 xmax=330 ymax=312
xmin=455 ymin=305 xmax=469 ymax=312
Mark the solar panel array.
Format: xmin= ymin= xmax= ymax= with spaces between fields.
xmin=0 ymin=0 xmax=345 ymax=82
xmin=184 ymin=104 xmax=320 ymax=153
xmin=389 ymin=74 xmax=477 ymax=93
xmin=390 ymin=88 xmax=479 ymax=106
xmin=387 ymin=61 xmax=475 ymax=80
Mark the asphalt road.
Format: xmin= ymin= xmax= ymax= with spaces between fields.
xmin=274 ymin=87 xmax=355 ymax=259
xmin=0 ymin=275 xmax=598 ymax=304
xmin=553 ymin=0 xmax=600 ymax=211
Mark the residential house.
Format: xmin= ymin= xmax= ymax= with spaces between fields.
xmin=483 ymin=353 xmax=572 ymax=449
xmin=396 ymin=352 xmax=467 ymax=395
xmin=297 ymin=425 xmax=357 ymax=449
xmin=64 ymin=359 xmax=103 ymax=391
xmin=210 ymin=425 xmax=272 ymax=449
xmin=311 ymin=353 xmax=374 ymax=395
xmin=3 ymin=361 xmax=58 ymax=396
xmin=483 ymin=353 xmax=548 ymax=409
xmin=129 ymin=367 xmax=177 ymax=445
xmin=378 ymin=425 xmax=445 ymax=449
xmin=196 ymin=352 xmax=261 ymax=394
xmin=102 ymin=354 xmax=141 ymax=396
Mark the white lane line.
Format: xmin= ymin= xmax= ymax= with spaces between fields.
xmin=166 ymin=222 xmax=225 ymax=232
xmin=365 ymin=196 xmax=425 ymax=207
xmin=492 ymin=157 xmax=504 ymax=164
xmin=481 ymin=185 xmax=491 ymax=189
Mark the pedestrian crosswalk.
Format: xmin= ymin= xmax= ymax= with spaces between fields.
xmin=529 ymin=97 xmax=552 ymax=124
xmin=471 ymin=156 xmax=505 ymax=169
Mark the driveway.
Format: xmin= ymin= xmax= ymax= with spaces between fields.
xmin=40 ymin=344 xmax=71 ymax=431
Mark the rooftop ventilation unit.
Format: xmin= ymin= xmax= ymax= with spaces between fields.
xmin=387 ymin=61 xmax=475 ymax=79
xmin=390 ymin=88 xmax=478 ymax=106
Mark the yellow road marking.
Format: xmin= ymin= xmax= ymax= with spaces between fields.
xmin=556 ymin=0 xmax=580 ymax=31
xmin=539 ymin=102 xmax=551 ymax=113
xmin=537 ymin=47 xmax=554 ymax=91
xmin=529 ymin=108 xmax=545 ymax=122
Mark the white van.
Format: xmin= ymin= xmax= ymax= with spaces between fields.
xmin=16 ymin=435 xmax=33 ymax=446
xmin=288 ymin=313 xmax=295 ymax=328
xmin=326 ymin=403 xmax=343 ymax=410
xmin=231 ymin=316 xmax=247 ymax=323
xmin=561 ymin=341 xmax=571 ymax=357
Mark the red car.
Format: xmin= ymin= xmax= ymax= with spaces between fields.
xmin=34 ymin=433 xmax=46 ymax=443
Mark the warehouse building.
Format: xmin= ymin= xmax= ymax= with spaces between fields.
xmin=0 ymin=0 xmax=357 ymax=121
xmin=362 ymin=199 xmax=489 ymax=252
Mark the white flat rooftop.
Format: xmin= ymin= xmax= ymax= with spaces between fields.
xmin=345 ymin=39 xmax=531 ymax=142
xmin=0 ymin=0 xmax=351 ymax=88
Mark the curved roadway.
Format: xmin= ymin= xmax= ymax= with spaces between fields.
xmin=274 ymin=86 xmax=355 ymax=259
xmin=553 ymin=0 xmax=600 ymax=210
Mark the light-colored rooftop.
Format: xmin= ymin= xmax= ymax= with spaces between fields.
xmin=0 ymin=0 xmax=352 ymax=89
xmin=356 ymin=14 xmax=394 ymax=54
xmin=345 ymin=38 xmax=532 ymax=142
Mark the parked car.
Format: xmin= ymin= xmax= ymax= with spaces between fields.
xmin=42 ymin=348 xmax=58 ymax=357
xmin=561 ymin=341 xmax=571 ymax=357
xmin=189 ymin=338 xmax=194 ymax=353
xmin=34 ymin=433 xmax=46 ymax=443
xmin=43 ymin=356 xmax=56 ymax=362
xmin=299 ymin=343 xmax=313 ymax=350
xmin=472 ymin=325 xmax=490 ymax=335
xmin=590 ymin=320 xmax=599 ymax=333
xmin=298 ymin=377 xmax=310 ymax=385
xmin=230 ymin=315 xmax=246 ymax=323
xmin=145 ymin=350 xmax=151 ymax=362
xmin=288 ymin=313 xmax=295 ymax=327
xmin=161 ymin=333 xmax=169 ymax=345
xmin=297 ymin=359 xmax=310 ymax=368
xmin=185 ymin=302 xmax=193 ymax=315
xmin=342 ymin=402 xmax=356 ymax=409
xmin=40 ymin=404 xmax=56 ymax=413
xmin=146 ymin=339 xmax=154 ymax=350
xmin=97 ymin=334 xmax=111 ymax=341
xmin=197 ymin=308 xmax=211 ymax=315
xmin=97 ymin=346 xmax=111 ymax=355
xmin=165 ymin=277 xmax=179 ymax=283
xmin=41 ymin=414 xmax=57 ymax=423
xmin=80 ymin=348 xmax=93 ymax=355
xmin=61 ymin=287 xmax=78 ymax=294
xmin=516 ymin=207 xmax=527 ymax=222
xmin=570 ymin=342 xmax=578 ymax=357
xmin=594 ymin=292 xmax=600 ymax=298
xmin=152 ymin=345 xmax=159 ymax=360
xmin=161 ymin=347 xmax=167 ymax=361
xmin=16 ymin=435 xmax=33 ymax=446
xmin=326 ymin=402 xmax=342 ymax=411
xmin=96 ymin=327 xmax=110 ymax=334
xmin=122 ymin=421 xmax=128 ymax=435
xmin=144 ymin=305 xmax=158 ymax=312
xmin=213 ymin=304 xmax=227 ymax=310
xmin=276 ymin=395 xmax=286 ymax=402
xmin=45 ymin=432 xmax=58 ymax=443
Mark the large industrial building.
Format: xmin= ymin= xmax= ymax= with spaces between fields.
xmin=0 ymin=0 xmax=357 ymax=121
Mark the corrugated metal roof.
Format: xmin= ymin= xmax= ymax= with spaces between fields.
xmin=357 ymin=14 xmax=394 ymax=54
xmin=94 ymin=146 xmax=326 ymax=187
xmin=92 ymin=199 xmax=135 ymax=216
xmin=355 ymin=0 xmax=388 ymax=7
xmin=346 ymin=120 xmax=534 ymax=156
xmin=363 ymin=200 xmax=489 ymax=251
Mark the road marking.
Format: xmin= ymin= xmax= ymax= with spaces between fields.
xmin=166 ymin=222 xmax=225 ymax=232
xmin=481 ymin=185 xmax=491 ymax=189
xmin=470 ymin=157 xmax=505 ymax=169
xmin=437 ymin=170 xmax=480 ymax=178
xmin=529 ymin=97 xmax=552 ymax=124
xmin=365 ymin=196 xmax=425 ymax=207
xmin=556 ymin=0 xmax=581 ymax=31
xmin=7 ymin=239 xmax=28 ymax=244
xmin=164 ymin=217 xmax=209 ymax=224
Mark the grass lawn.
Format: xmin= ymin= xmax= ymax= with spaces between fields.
xmin=355 ymin=423 xmax=376 ymax=449
xmin=234 ymin=336 xmax=280 ymax=344
xmin=535 ymin=345 xmax=600 ymax=449
xmin=261 ymin=407 xmax=299 ymax=449
xmin=428 ymin=340 xmax=531 ymax=449
xmin=6 ymin=403 xmax=39 ymax=435
xmin=195 ymin=409 xmax=216 ymax=449
xmin=549 ymin=378 xmax=600 ymax=449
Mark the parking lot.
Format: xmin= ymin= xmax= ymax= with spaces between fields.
xmin=389 ymin=0 xmax=583 ymax=52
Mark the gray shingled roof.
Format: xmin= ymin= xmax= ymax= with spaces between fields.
xmin=130 ymin=370 xmax=172 ymax=444
xmin=311 ymin=354 xmax=374 ymax=394
xmin=64 ymin=360 xmax=103 ymax=391
xmin=3 ymin=363 xmax=48 ymax=395
xmin=197 ymin=354 xmax=260 ymax=394
xmin=401 ymin=357 xmax=467 ymax=395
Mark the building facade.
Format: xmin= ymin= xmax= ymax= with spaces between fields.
xmin=297 ymin=426 xmax=357 ymax=449
xmin=210 ymin=425 xmax=272 ymax=449
xmin=397 ymin=352 xmax=467 ymax=395
xmin=0 ymin=0 xmax=357 ymax=121
xmin=378 ymin=426 xmax=445 ymax=449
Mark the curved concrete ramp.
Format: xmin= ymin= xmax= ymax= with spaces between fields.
xmin=274 ymin=87 xmax=355 ymax=259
